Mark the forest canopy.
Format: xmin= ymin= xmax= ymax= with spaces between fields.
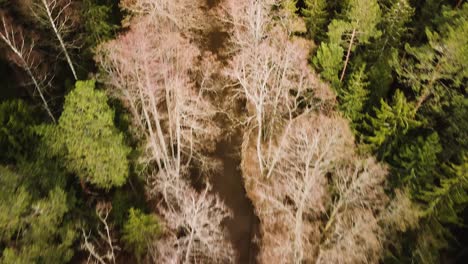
xmin=0 ymin=0 xmax=466 ymax=263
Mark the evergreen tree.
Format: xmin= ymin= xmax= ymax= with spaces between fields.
xmin=54 ymin=80 xmax=130 ymax=189
xmin=122 ymin=208 xmax=162 ymax=261
xmin=364 ymin=90 xmax=421 ymax=158
xmin=0 ymin=169 xmax=76 ymax=264
xmin=437 ymin=95 xmax=468 ymax=163
xmin=0 ymin=100 xmax=37 ymax=162
xmin=390 ymin=132 xmax=442 ymax=193
xmin=422 ymin=157 xmax=468 ymax=225
xmin=409 ymin=156 xmax=468 ymax=263
xmin=82 ymin=0 xmax=117 ymax=52
xmin=339 ymin=64 xmax=369 ymax=125
xmin=395 ymin=3 xmax=468 ymax=114
xmin=367 ymin=0 xmax=414 ymax=103
xmin=0 ymin=166 xmax=30 ymax=242
xmin=301 ymin=0 xmax=328 ymax=40
xmin=312 ymin=42 xmax=344 ymax=87
xmin=327 ymin=0 xmax=382 ymax=82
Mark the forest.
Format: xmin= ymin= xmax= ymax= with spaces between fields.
xmin=0 ymin=0 xmax=466 ymax=263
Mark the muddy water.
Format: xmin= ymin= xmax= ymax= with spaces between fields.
xmin=211 ymin=134 xmax=259 ymax=264
xmin=201 ymin=1 xmax=260 ymax=262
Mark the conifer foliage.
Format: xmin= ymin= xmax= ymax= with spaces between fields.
xmin=55 ymin=80 xmax=130 ymax=189
xmin=0 ymin=0 xmax=466 ymax=263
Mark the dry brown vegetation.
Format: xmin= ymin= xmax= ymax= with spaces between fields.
xmin=96 ymin=0 xmax=234 ymax=263
xmin=220 ymin=0 xmax=398 ymax=263
xmin=93 ymin=0 xmax=411 ymax=263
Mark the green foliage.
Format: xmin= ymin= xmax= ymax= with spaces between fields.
xmin=378 ymin=0 xmax=414 ymax=49
xmin=327 ymin=19 xmax=350 ymax=47
xmin=282 ymin=0 xmax=298 ymax=13
xmin=313 ymin=42 xmax=343 ymax=87
xmin=390 ymin=133 xmax=442 ymax=192
xmin=395 ymin=4 xmax=468 ymax=112
xmin=327 ymin=0 xmax=381 ymax=47
xmin=344 ymin=0 xmax=382 ymax=43
xmin=122 ymin=208 xmax=162 ymax=260
xmin=367 ymin=0 xmax=414 ymax=103
xmin=56 ymin=80 xmax=130 ymax=189
xmin=421 ymin=157 xmax=468 ymax=225
xmin=437 ymin=95 xmax=468 ymax=163
xmin=0 ymin=183 xmax=76 ymax=264
xmin=364 ymin=90 xmax=421 ymax=157
xmin=0 ymin=167 xmax=30 ymax=241
xmin=408 ymin=157 xmax=468 ymax=263
xmin=82 ymin=0 xmax=117 ymax=51
xmin=302 ymin=0 xmax=328 ymax=40
xmin=0 ymin=100 xmax=37 ymax=162
xmin=324 ymin=0 xmax=382 ymax=53
xmin=339 ymin=64 xmax=369 ymax=124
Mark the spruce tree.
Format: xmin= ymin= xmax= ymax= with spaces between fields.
xmin=367 ymin=0 xmax=414 ymax=103
xmin=339 ymin=64 xmax=369 ymax=125
xmin=395 ymin=3 xmax=468 ymax=114
xmin=390 ymin=132 xmax=442 ymax=193
xmin=327 ymin=0 xmax=382 ymax=82
xmin=301 ymin=0 xmax=328 ymax=40
xmin=312 ymin=42 xmax=344 ymax=87
xmin=364 ymin=90 xmax=421 ymax=158
xmin=82 ymin=0 xmax=117 ymax=52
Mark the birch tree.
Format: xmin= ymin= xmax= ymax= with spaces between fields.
xmin=33 ymin=0 xmax=78 ymax=80
xmin=96 ymin=1 xmax=233 ymax=262
xmin=153 ymin=185 xmax=234 ymax=263
xmin=222 ymin=0 xmax=333 ymax=177
xmin=0 ymin=17 xmax=56 ymax=122
xmin=261 ymin=114 xmax=353 ymax=263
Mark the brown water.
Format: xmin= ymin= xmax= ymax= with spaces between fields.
xmin=198 ymin=1 xmax=260 ymax=262
xmin=211 ymin=134 xmax=259 ymax=264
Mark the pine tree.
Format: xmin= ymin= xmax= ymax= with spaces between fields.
xmin=339 ymin=64 xmax=370 ymax=125
xmin=312 ymin=42 xmax=344 ymax=87
xmin=364 ymin=90 xmax=421 ymax=158
xmin=55 ymin=80 xmax=131 ymax=189
xmin=301 ymin=0 xmax=328 ymax=40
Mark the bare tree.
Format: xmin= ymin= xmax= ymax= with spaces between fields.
xmin=222 ymin=0 xmax=334 ymax=177
xmin=96 ymin=17 xmax=221 ymax=203
xmin=120 ymin=0 xmax=208 ymax=33
xmin=317 ymin=158 xmax=388 ymax=264
xmin=95 ymin=2 xmax=234 ymax=262
xmin=241 ymin=114 xmax=354 ymax=263
xmin=152 ymin=184 xmax=234 ymax=264
xmin=81 ymin=202 xmax=120 ymax=264
xmin=33 ymin=0 xmax=77 ymax=80
xmin=0 ymin=17 xmax=56 ymax=122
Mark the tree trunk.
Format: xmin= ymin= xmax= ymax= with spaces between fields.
xmin=41 ymin=0 xmax=77 ymax=80
xmin=340 ymin=28 xmax=356 ymax=82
